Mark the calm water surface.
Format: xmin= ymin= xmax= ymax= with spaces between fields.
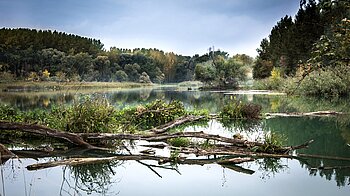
xmin=1 ymin=86 xmax=350 ymax=195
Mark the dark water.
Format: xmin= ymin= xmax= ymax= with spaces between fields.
xmin=1 ymin=86 xmax=350 ymax=195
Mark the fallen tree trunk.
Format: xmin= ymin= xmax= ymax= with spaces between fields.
xmin=26 ymin=154 xmax=255 ymax=171
xmin=265 ymin=111 xmax=344 ymax=118
xmin=80 ymin=131 xmax=263 ymax=147
xmin=0 ymin=121 xmax=96 ymax=149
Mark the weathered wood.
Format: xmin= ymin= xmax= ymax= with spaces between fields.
xmin=80 ymin=131 xmax=263 ymax=147
xmin=0 ymin=143 xmax=16 ymax=164
xmin=0 ymin=121 xmax=95 ymax=149
xmin=217 ymin=157 xmax=254 ymax=164
xmin=265 ymin=111 xmax=345 ymax=118
xmin=220 ymin=164 xmax=255 ymax=175
xmin=148 ymin=115 xmax=205 ymax=134
xmin=290 ymin=140 xmax=314 ymax=150
xmin=25 ymin=155 xmax=216 ymax=170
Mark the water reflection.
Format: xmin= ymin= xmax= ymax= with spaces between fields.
xmin=0 ymin=87 xmax=226 ymax=112
xmin=264 ymin=116 xmax=350 ymax=187
xmin=1 ymin=87 xmax=350 ymax=194
xmin=63 ymin=161 xmax=123 ymax=195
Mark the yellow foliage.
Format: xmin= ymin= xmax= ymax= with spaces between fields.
xmin=28 ymin=72 xmax=39 ymax=81
xmin=270 ymin=67 xmax=281 ymax=81
xmin=42 ymin=69 xmax=50 ymax=78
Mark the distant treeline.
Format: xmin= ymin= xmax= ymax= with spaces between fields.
xmin=253 ymin=0 xmax=349 ymax=78
xmin=0 ymin=28 xmax=253 ymax=84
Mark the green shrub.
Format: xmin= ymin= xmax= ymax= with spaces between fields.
xmin=258 ymin=132 xmax=286 ymax=153
xmin=0 ymin=71 xmax=15 ymax=82
xmin=252 ymin=68 xmax=284 ymax=90
xmin=117 ymin=99 xmax=186 ymax=130
xmin=66 ymin=97 xmax=118 ymax=133
xmin=286 ymin=65 xmax=350 ymax=97
xmin=0 ymin=104 xmax=23 ymax=122
xmin=219 ymin=100 xmax=261 ymax=120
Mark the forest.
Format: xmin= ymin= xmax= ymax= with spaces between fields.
xmin=0 ymin=0 xmax=349 ymax=94
xmin=253 ymin=0 xmax=350 ymax=97
xmin=0 ymin=28 xmax=253 ymax=87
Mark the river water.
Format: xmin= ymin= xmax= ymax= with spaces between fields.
xmin=1 ymin=86 xmax=350 ymax=195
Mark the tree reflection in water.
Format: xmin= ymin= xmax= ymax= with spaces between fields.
xmin=255 ymin=158 xmax=289 ymax=180
xmin=61 ymin=160 xmax=123 ymax=195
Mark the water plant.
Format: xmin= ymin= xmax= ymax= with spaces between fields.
xmin=258 ymin=132 xmax=286 ymax=153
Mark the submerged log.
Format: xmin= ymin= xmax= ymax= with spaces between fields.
xmin=0 ymin=121 xmax=96 ymax=149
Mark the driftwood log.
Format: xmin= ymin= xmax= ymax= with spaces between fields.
xmin=265 ymin=111 xmax=344 ymax=118
xmin=26 ymin=154 xmax=256 ymax=171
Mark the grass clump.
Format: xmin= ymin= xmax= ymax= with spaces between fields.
xmin=219 ymin=100 xmax=261 ymax=120
xmin=257 ymin=132 xmax=286 ymax=153
xmin=116 ymin=99 xmax=186 ymax=130
xmin=167 ymin=137 xmax=191 ymax=147
xmin=66 ymin=97 xmax=118 ymax=133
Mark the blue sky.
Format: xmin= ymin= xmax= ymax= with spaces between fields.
xmin=0 ymin=0 xmax=300 ymax=56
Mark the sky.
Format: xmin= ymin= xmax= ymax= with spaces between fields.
xmin=0 ymin=0 xmax=300 ymax=57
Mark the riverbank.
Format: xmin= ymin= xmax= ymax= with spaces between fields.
xmin=0 ymin=81 xmax=154 ymax=92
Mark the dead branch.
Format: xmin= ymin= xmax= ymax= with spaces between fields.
xmin=0 ymin=121 xmax=96 ymax=149
xmin=135 ymin=106 xmax=176 ymax=118
xmin=220 ymin=164 xmax=255 ymax=175
xmin=0 ymin=143 xmax=16 ymax=164
xmin=298 ymin=153 xmax=350 ymax=161
xmin=311 ymin=165 xmax=350 ymax=170
xmin=148 ymin=115 xmax=205 ymax=134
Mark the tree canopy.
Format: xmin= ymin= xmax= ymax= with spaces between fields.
xmin=253 ymin=0 xmax=350 ymax=79
xmin=0 ymin=28 xmax=253 ymax=86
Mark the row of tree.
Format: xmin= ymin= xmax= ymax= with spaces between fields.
xmin=0 ymin=28 xmax=253 ymax=84
xmin=253 ymin=0 xmax=349 ymax=79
